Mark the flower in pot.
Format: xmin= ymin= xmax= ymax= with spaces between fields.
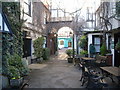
xmin=8 ymin=66 xmax=23 ymax=88
xmin=65 ymin=49 xmax=73 ymax=63
xmin=115 ymin=41 xmax=120 ymax=51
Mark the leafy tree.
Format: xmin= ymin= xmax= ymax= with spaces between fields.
xmin=79 ymin=35 xmax=88 ymax=50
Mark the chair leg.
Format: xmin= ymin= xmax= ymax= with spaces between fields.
xmin=81 ymin=77 xmax=88 ymax=86
xmin=80 ymin=75 xmax=83 ymax=81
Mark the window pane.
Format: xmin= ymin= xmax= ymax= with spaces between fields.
xmin=60 ymin=40 xmax=64 ymax=45
xmin=94 ymin=37 xmax=100 ymax=44
xmin=94 ymin=45 xmax=100 ymax=52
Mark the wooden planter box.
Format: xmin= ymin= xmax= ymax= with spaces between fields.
xmin=106 ymin=54 xmax=112 ymax=66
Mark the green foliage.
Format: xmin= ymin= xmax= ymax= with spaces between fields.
xmin=2 ymin=2 xmax=26 ymax=79
xmin=2 ymin=2 xmax=25 ymax=56
xmin=80 ymin=50 xmax=88 ymax=55
xmin=8 ymin=66 xmax=20 ymax=79
xmin=42 ymin=48 xmax=50 ymax=60
xmin=8 ymin=54 xmax=22 ymax=67
xmin=79 ymin=35 xmax=88 ymax=50
xmin=115 ymin=41 xmax=120 ymax=50
xmin=116 ymin=1 xmax=120 ymax=17
xmin=33 ymin=37 xmax=45 ymax=58
xmin=65 ymin=49 xmax=73 ymax=58
xmin=7 ymin=54 xmax=29 ymax=78
xmin=100 ymin=43 xmax=107 ymax=56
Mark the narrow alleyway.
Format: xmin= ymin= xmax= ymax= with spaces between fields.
xmin=27 ymin=48 xmax=83 ymax=88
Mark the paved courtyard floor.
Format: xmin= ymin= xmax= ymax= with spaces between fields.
xmin=27 ymin=50 xmax=84 ymax=88
xmin=26 ymin=48 xmax=119 ymax=89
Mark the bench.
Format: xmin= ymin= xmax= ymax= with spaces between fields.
xmin=95 ymin=55 xmax=108 ymax=67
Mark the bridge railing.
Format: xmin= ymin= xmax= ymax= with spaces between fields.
xmin=50 ymin=17 xmax=73 ymax=22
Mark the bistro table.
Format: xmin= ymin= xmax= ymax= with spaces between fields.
xmin=81 ymin=57 xmax=96 ymax=67
xmin=81 ymin=57 xmax=95 ymax=61
xmin=100 ymin=66 xmax=120 ymax=86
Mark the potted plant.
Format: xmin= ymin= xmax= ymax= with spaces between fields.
xmin=8 ymin=66 xmax=23 ymax=88
xmin=33 ymin=37 xmax=44 ymax=63
xmin=100 ymin=43 xmax=107 ymax=56
xmin=8 ymin=54 xmax=29 ymax=77
xmin=80 ymin=50 xmax=88 ymax=57
xmin=42 ymin=48 xmax=50 ymax=60
xmin=115 ymin=41 xmax=120 ymax=51
xmin=65 ymin=49 xmax=73 ymax=63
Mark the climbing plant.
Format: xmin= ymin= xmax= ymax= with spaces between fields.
xmin=2 ymin=2 xmax=26 ymax=76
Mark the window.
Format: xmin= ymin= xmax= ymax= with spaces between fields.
xmin=93 ymin=35 xmax=102 ymax=53
xmin=60 ymin=40 xmax=64 ymax=45
xmin=24 ymin=1 xmax=31 ymax=16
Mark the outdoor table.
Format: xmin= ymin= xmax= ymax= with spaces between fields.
xmin=81 ymin=57 xmax=96 ymax=67
xmin=81 ymin=57 xmax=95 ymax=61
xmin=100 ymin=66 xmax=120 ymax=86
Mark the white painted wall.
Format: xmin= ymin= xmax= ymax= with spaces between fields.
xmin=87 ymin=33 xmax=103 ymax=57
xmin=111 ymin=33 xmax=115 ymax=66
xmin=0 ymin=13 xmax=2 ymax=31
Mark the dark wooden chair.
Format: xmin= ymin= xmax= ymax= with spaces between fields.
xmin=79 ymin=64 xmax=108 ymax=88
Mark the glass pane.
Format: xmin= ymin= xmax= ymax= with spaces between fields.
xmin=95 ymin=45 xmax=100 ymax=52
xmin=4 ymin=22 xmax=9 ymax=32
xmin=94 ymin=37 xmax=100 ymax=44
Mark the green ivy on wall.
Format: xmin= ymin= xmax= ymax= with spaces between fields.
xmin=2 ymin=2 xmax=25 ymax=76
xmin=116 ymin=1 xmax=120 ymax=17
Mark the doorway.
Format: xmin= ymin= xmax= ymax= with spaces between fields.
xmin=23 ymin=38 xmax=32 ymax=58
xmin=68 ymin=41 xmax=72 ymax=47
xmin=114 ymin=32 xmax=120 ymax=67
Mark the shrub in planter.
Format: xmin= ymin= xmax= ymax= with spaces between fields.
xmin=80 ymin=50 xmax=88 ymax=57
xmin=65 ymin=49 xmax=73 ymax=58
xmin=8 ymin=54 xmax=29 ymax=77
xmin=33 ymin=37 xmax=44 ymax=59
xmin=65 ymin=49 xmax=73 ymax=63
xmin=100 ymin=43 xmax=107 ymax=56
xmin=8 ymin=66 xmax=23 ymax=87
xmin=42 ymin=48 xmax=50 ymax=60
